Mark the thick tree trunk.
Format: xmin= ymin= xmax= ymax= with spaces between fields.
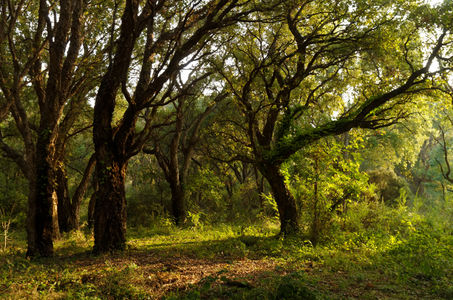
xmin=91 ymin=0 xmax=138 ymax=254
xmin=260 ymin=163 xmax=300 ymax=235
xmin=169 ymin=181 xmax=185 ymax=226
xmin=16 ymin=0 xmax=85 ymax=257
xmin=26 ymin=177 xmax=38 ymax=257
xmin=27 ymin=132 xmax=59 ymax=257
xmin=92 ymin=158 xmax=127 ymax=254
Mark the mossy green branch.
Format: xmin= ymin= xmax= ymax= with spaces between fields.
xmin=267 ymin=117 xmax=356 ymax=164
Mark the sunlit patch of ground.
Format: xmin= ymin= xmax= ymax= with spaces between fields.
xmin=67 ymin=253 xmax=282 ymax=298
xmin=0 ymin=224 xmax=452 ymax=299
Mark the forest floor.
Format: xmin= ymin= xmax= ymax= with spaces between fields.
xmin=0 ymin=221 xmax=452 ymax=299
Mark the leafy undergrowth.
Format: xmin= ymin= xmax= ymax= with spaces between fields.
xmin=0 ymin=220 xmax=452 ymax=299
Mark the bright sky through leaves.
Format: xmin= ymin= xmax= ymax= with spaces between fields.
xmin=426 ymin=0 xmax=443 ymax=5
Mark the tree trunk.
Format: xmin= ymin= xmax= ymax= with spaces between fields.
xmin=51 ymin=190 xmax=60 ymax=240
xmin=87 ymin=191 xmax=96 ymax=229
xmin=27 ymin=132 xmax=59 ymax=257
xmin=260 ymin=163 xmax=300 ymax=235
xmin=92 ymin=158 xmax=127 ymax=254
xmin=91 ymin=0 xmax=138 ymax=254
xmin=70 ymin=155 xmax=96 ymax=230
xmin=56 ymin=164 xmax=71 ymax=233
xmin=26 ymin=177 xmax=38 ymax=257
xmin=53 ymin=154 xmax=96 ymax=232
xmin=170 ymin=181 xmax=185 ymax=226
xmin=150 ymin=144 xmax=187 ymax=226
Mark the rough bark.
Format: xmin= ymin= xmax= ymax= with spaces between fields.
xmin=27 ymin=0 xmax=85 ymax=257
xmin=259 ymin=163 xmax=300 ymax=235
xmin=25 ymin=177 xmax=39 ymax=257
xmin=170 ymin=181 xmax=185 ymax=226
xmin=92 ymin=0 xmax=138 ymax=253
xmin=217 ymin=3 xmax=449 ymax=237
xmin=1 ymin=0 xmax=96 ymax=256
xmin=31 ymin=128 xmax=59 ymax=256
xmin=170 ymin=108 xmax=186 ymax=226
xmin=32 ymin=0 xmax=77 ymax=246
xmin=92 ymin=0 xmax=257 ymax=252
xmin=93 ymin=81 xmax=137 ymax=252
xmin=92 ymin=160 xmax=127 ymax=254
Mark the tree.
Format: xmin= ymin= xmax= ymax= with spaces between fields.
xmin=0 ymin=0 xmax=105 ymax=256
xmin=215 ymin=0 xmax=452 ymax=235
xmin=199 ymin=100 xmax=270 ymax=220
xmin=92 ymin=0 xmax=266 ymax=253
xmin=144 ymin=84 xmax=226 ymax=225
xmin=57 ymin=152 xmax=96 ymax=232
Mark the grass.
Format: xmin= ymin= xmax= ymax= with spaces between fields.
xmin=0 ymin=219 xmax=452 ymax=299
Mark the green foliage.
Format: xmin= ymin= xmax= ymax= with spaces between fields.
xmin=384 ymin=225 xmax=453 ymax=282
xmin=126 ymin=154 xmax=171 ymax=227
xmin=168 ymin=271 xmax=322 ymax=300
xmin=186 ymin=167 xmax=225 ymax=222
xmin=0 ymin=159 xmax=27 ymax=229
xmin=0 ymin=0 xmax=452 ymax=298
xmin=98 ymin=262 xmax=149 ymax=299
xmin=275 ymin=272 xmax=320 ymax=300
xmin=1 ymin=211 xmax=452 ymax=299
xmin=367 ymin=168 xmax=408 ymax=206
xmin=285 ymin=131 xmax=375 ymax=243
xmin=260 ymin=192 xmax=280 ymax=222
